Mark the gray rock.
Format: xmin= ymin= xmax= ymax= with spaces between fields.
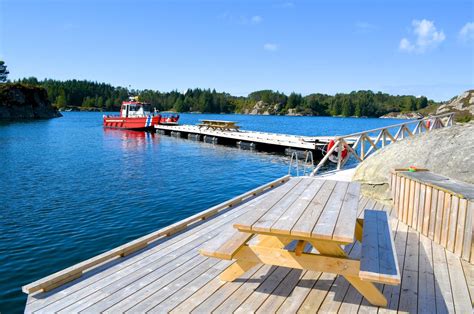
xmin=353 ymin=122 xmax=474 ymax=202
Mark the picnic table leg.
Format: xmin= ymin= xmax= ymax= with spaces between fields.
xmin=219 ymin=235 xmax=291 ymax=282
xmin=310 ymin=240 xmax=387 ymax=307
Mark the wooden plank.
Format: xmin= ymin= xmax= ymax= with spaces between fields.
xmin=319 ymin=241 xmax=361 ymax=313
xmin=250 ymin=178 xmax=314 ymax=234
xmin=432 ymin=243 xmax=455 ymax=313
xmin=169 ymin=276 xmax=226 ymax=313
xmin=407 ymin=179 xmax=415 ymax=226
xmin=390 ymin=173 xmax=396 ymax=202
xmin=402 ymin=177 xmax=410 ymax=223
xmin=199 ymin=230 xmax=253 ymax=260
xmin=417 ymin=183 xmax=427 ymax=232
xmin=311 ymin=181 xmax=350 ymax=240
xmin=232 ymin=245 xmax=361 ymax=277
xmin=422 ymin=185 xmax=432 ymax=236
xmin=460 ymin=260 xmax=474 ymax=306
xmin=255 ymin=268 xmax=304 ymax=313
xmin=461 ymin=199 xmax=472 ymax=261
xmin=297 ymin=272 xmax=336 ymax=312
xmin=210 ymin=264 xmax=275 ymax=313
xmin=412 ymin=181 xmax=421 ymax=229
xmin=234 ymin=267 xmax=292 ymax=313
xmin=359 ymin=210 xmax=379 ymax=281
xmin=397 ymin=229 xmax=419 ymax=313
xmin=190 ymin=265 xmax=270 ymax=313
xmin=445 ymin=250 xmax=473 ymax=313
xmin=379 ymin=220 xmax=408 ymax=312
xmin=332 ymin=182 xmax=361 ymax=242
xmin=359 ymin=211 xmax=400 ymax=285
xmin=447 ymin=195 xmax=459 ymax=252
xmin=233 ymin=177 xmax=303 ymax=230
xmin=454 ymin=197 xmax=467 ymax=255
xmin=417 ymin=235 xmax=436 ymax=314
xmin=469 ymin=201 xmax=474 ymax=263
xmin=275 ymin=270 xmax=321 ymax=313
xmin=399 ymin=176 xmax=406 ymax=222
xmin=428 ymin=188 xmax=439 ymax=239
xmin=290 ymin=180 xmax=337 ymax=238
xmin=270 ymin=179 xmax=325 ymax=235
xmin=434 ymin=190 xmax=445 ymax=243
xmin=393 ymin=174 xmax=401 ymax=219
xmin=440 ymin=192 xmax=452 ymax=247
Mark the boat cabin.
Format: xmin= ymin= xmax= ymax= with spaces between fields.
xmin=120 ymin=102 xmax=152 ymax=118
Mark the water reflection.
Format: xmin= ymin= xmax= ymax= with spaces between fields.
xmin=103 ymin=128 xmax=159 ymax=150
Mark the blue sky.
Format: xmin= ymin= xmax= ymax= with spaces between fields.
xmin=1 ymin=0 xmax=473 ymax=101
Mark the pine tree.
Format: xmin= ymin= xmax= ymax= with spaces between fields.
xmin=0 ymin=60 xmax=9 ymax=82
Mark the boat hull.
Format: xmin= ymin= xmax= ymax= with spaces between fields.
xmin=103 ymin=115 xmax=160 ymax=130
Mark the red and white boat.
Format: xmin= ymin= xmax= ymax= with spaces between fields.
xmin=103 ymin=98 xmax=179 ymax=130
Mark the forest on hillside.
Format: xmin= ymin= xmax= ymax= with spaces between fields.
xmin=16 ymin=77 xmax=438 ymax=117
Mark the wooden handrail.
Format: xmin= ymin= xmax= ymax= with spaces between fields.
xmin=311 ymin=112 xmax=455 ymax=176
xmin=332 ymin=112 xmax=453 ymax=140
xmin=22 ymin=175 xmax=291 ymax=295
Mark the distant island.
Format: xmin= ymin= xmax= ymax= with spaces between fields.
xmin=16 ymin=77 xmax=439 ymax=118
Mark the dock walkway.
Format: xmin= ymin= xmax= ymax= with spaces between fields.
xmin=155 ymin=124 xmax=350 ymax=152
xmin=24 ymin=177 xmax=473 ymax=313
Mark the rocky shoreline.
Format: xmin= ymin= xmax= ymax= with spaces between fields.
xmin=0 ymin=84 xmax=62 ymax=120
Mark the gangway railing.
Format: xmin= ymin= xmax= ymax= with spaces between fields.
xmin=310 ymin=112 xmax=455 ymax=176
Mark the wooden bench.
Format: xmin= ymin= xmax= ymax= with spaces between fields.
xmin=359 ymin=210 xmax=400 ymax=285
xmin=200 ymin=227 xmax=253 ymax=260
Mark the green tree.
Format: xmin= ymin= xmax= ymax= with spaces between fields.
xmin=417 ymin=96 xmax=428 ymax=110
xmin=55 ymin=90 xmax=67 ymax=107
xmin=0 ymin=60 xmax=9 ymax=82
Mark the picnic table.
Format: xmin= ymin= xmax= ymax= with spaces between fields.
xmin=197 ymin=120 xmax=240 ymax=131
xmin=200 ymin=178 xmax=400 ymax=307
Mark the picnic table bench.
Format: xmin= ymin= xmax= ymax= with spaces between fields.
xmin=197 ymin=120 xmax=240 ymax=131
xmin=201 ymin=178 xmax=400 ymax=307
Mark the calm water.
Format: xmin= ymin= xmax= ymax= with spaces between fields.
xmin=0 ymin=113 xmax=406 ymax=312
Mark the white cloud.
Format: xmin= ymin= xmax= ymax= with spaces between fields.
xmin=399 ymin=38 xmax=415 ymax=52
xmin=459 ymin=22 xmax=474 ymax=42
xmin=275 ymin=2 xmax=294 ymax=8
xmin=251 ymin=15 xmax=263 ymax=24
xmin=263 ymin=43 xmax=278 ymax=51
xmin=399 ymin=19 xmax=446 ymax=53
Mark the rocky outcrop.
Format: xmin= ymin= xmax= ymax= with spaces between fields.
xmin=0 ymin=84 xmax=62 ymax=120
xmin=437 ymin=90 xmax=474 ymax=117
xmin=380 ymin=111 xmax=424 ymax=119
xmin=244 ymin=101 xmax=282 ymax=115
xmin=353 ymin=122 xmax=474 ymax=202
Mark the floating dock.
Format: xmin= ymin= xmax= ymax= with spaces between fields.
xmin=23 ymin=176 xmax=473 ymax=313
xmin=155 ymin=124 xmax=352 ymax=156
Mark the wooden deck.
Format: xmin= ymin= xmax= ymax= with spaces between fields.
xmin=24 ymin=177 xmax=473 ymax=313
